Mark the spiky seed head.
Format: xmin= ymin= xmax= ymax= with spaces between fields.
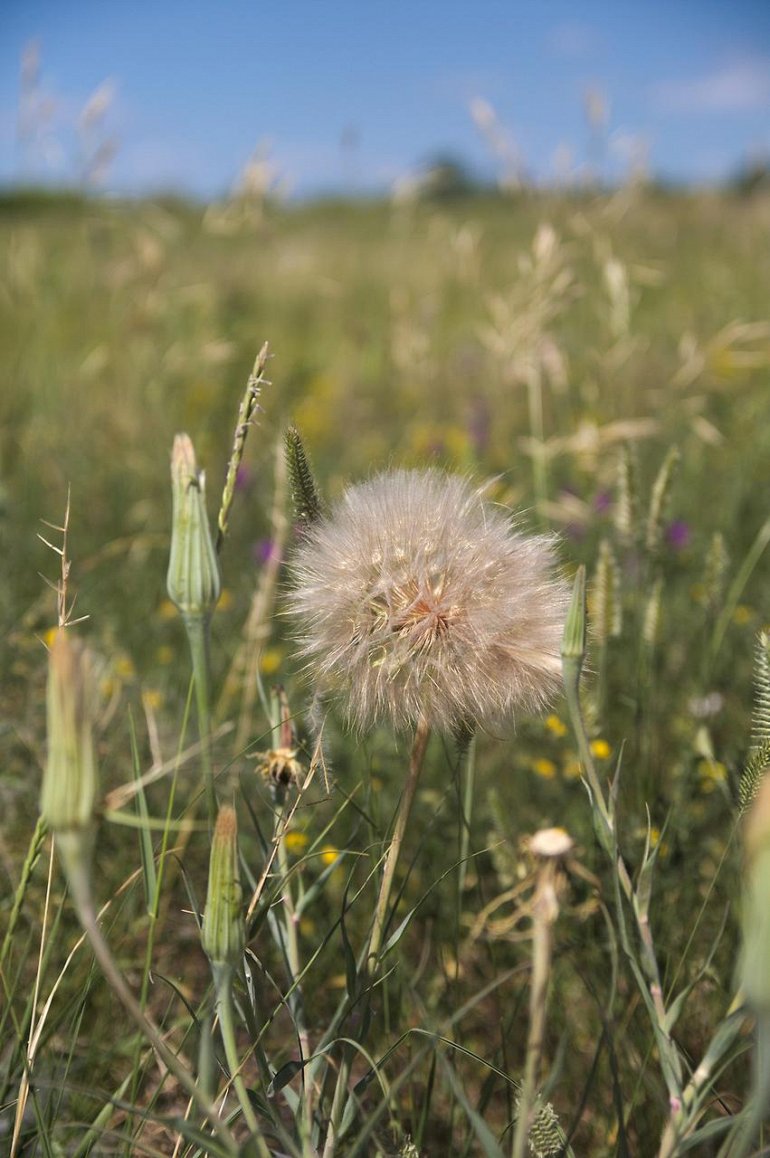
xmin=41 ymin=630 xmax=99 ymax=867
xmin=286 ymin=469 xmax=569 ymax=734
xmin=167 ymin=433 xmax=221 ymax=619
xmin=202 ymin=804 xmax=244 ymax=970
xmin=523 ymin=1099 xmax=565 ymax=1158
xmin=285 ymin=425 xmax=324 ymax=527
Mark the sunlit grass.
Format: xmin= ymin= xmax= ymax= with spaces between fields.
xmin=1 ymin=183 xmax=769 ymax=1154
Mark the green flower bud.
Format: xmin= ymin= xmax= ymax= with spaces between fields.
xmin=561 ymin=565 xmax=587 ymax=664
xmin=202 ymin=805 xmax=245 ymax=970
xmin=167 ymin=434 xmax=221 ymax=619
xmin=41 ymin=630 xmax=98 ymax=865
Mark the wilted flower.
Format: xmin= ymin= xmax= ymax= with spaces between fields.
xmin=287 ymin=469 xmax=569 ymax=733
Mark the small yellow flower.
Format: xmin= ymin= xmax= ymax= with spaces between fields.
xmin=545 ymin=714 xmax=567 ymax=738
xmin=645 ymin=826 xmax=669 ymax=858
xmin=590 ymin=739 xmax=612 ymax=760
xmin=158 ymin=598 xmax=179 ymax=621
xmin=142 ymin=688 xmax=164 ymax=711
xmin=217 ymin=588 xmax=234 ymax=611
xmin=564 ymin=756 xmax=583 ymax=780
xmin=43 ymin=626 xmax=59 ymax=647
xmin=284 ymin=830 xmax=310 ymax=855
xmin=697 ymin=759 xmax=727 ymax=793
xmin=114 ymin=655 xmax=136 ymax=681
xmin=733 ymin=605 xmax=754 ymax=626
xmin=533 ymin=757 xmax=557 ymax=780
xmin=155 ymin=644 xmax=174 ymax=665
xmin=260 ymin=647 xmax=283 ymax=676
xmin=320 ymin=846 xmax=340 ymax=865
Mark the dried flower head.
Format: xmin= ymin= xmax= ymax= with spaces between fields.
xmin=287 ymin=469 xmax=569 ymax=733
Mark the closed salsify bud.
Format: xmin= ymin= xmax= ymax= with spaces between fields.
xmin=167 ymin=433 xmax=221 ymax=620
xmin=41 ymin=629 xmax=99 ymax=871
xmin=202 ymin=805 xmax=245 ymax=972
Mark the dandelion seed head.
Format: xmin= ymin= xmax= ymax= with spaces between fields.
xmin=287 ymin=469 xmax=569 ymax=733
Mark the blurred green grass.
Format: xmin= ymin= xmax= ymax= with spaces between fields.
xmin=1 ymin=185 xmax=770 ymax=1152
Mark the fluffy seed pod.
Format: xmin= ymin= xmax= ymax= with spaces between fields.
xmin=286 ymin=469 xmax=569 ymax=734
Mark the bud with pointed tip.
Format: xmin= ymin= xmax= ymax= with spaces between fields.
xmin=41 ymin=630 xmax=98 ymax=870
xmin=202 ymin=805 xmax=244 ymax=971
xmin=167 ymin=434 xmax=221 ymax=620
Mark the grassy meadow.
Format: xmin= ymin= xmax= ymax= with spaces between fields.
xmin=2 ymin=182 xmax=770 ymax=1156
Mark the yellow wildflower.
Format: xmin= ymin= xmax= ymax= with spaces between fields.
xmin=217 ymin=588 xmax=234 ymax=611
xmin=260 ymin=647 xmax=283 ymax=676
xmin=284 ymin=831 xmax=310 ymax=855
xmin=545 ymin=714 xmax=567 ymax=738
xmin=564 ymin=756 xmax=583 ymax=780
xmin=533 ymin=758 xmax=557 ymax=780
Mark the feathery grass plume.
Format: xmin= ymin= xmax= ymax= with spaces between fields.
xmin=217 ymin=341 xmax=270 ymax=552
xmin=614 ymin=444 xmax=639 ymax=547
xmin=739 ymin=632 xmax=770 ymax=813
xmin=703 ymin=530 xmax=729 ymax=612
xmin=642 ymin=574 xmax=663 ymax=648
xmin=592 ymin=538 xmax=622 ymax=644
xmin=41 ymin=629 xmax=98 ymax=874
xmin=645 ymin=445 xmax=680 ymax=553
xmin=287 ymin=469 xmax=569 ymax=733
xmin=285 ymin=425 xmax=324 ymax=527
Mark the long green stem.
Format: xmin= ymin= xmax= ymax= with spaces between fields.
xmin=562 ymin=656 xmax=616 ymax=861
xmin=274 ymin=805 xmax=314 ymax=1150
xmin=126 ymin=757 xmax=183 ymax=1151
xmin=322 ymin=715 xmax=431 ymax=1156
xmin=511 ymin=864 xmax=556 ymax=1158
xmin=183 ymin=612 xmax=217 ymax=825
xmin=213 ymin=965 xmax=271 ymax=1157
xmin=368 ymin=714 xmax=431 ymax=968
xmin=59 ymin=837 xmax=238 ymax=1155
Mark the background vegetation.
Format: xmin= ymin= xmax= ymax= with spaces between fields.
xmin=1 ymin=180 xmax=770 ymax=1155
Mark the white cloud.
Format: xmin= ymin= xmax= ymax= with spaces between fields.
xmin=651 ymin=54 xmax=770 ymax=114
xmin=547 ymin=22 xmax=601 ymax=60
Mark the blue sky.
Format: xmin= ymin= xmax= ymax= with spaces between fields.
xmin=1 ymin=0 xmax=769 ymax=198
